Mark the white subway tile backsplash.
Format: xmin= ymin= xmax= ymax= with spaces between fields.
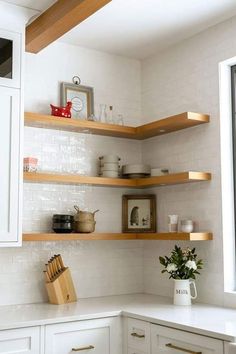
xmin=140 ymin=15 xmax=236 ymax=306
xmin=0 ymin=14 xmax=233 ymax=306
xmin=0 ymin=43 xmax=144 ymax=306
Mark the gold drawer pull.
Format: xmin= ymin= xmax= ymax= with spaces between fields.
xmin=131 ymin=332 xmax=145 ymax=338
xmin=72 ymin=345 xmax=95 ymax=351
xmin=165 ymin=343 xmax=202 ymax=354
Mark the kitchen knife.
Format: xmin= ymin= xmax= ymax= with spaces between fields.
xmin=44 ymin=270 xmax=51 ymax=283
xmin=55 ymin=255 xmax=62 ymax=273
xmin=57 ymin=254 xmax=65 ymax=270
xmin=45 ymin=264 xmax=52 ymax=281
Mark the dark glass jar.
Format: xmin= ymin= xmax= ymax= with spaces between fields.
xmin=52 ymin=215 xmax=74 ymax=233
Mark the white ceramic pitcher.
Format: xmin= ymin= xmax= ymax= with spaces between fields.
xmin=173 ymin=279 xmax=197 ymax=306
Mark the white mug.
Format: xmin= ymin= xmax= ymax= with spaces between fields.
xmin=173 ymin=279 xmax=197 ymax=306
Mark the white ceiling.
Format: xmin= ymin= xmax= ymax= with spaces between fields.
xmin=3 ymin=0 xmax=236 ymax=59
xmin=59 ymin=0 xmax=236 ymax=59
xmin=0 ymin=0 xmax=56 ymax=12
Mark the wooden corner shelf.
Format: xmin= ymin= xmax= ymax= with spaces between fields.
xmin=22 ymin=232 xmax=213 ymax=242
xmin=23 ymin=171 xmax=211 ymax=188
xmin=24 ymin=111 xmax=209 ymax=140
xmin=135 ymin=112 xmax=210 ymax=139
xmin=136 ymin=232 xmax=213 ymax=241
xmin=22 ymin=233 xmax=137 ymax=241
xmin=23 ymin=172 xmax=135 ymax=187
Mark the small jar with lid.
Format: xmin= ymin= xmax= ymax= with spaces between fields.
xmin=180 ymin=220 xmax=194 ymax=233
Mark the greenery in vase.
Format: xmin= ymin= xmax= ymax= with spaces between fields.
xmin=159 ymin=245 xmax=203 ymax=280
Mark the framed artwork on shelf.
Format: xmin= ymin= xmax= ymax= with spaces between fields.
xmin=122 ymin=194 xmax=156 ymax=233
xmin=61 ymin=82 xmax=94 ymax=120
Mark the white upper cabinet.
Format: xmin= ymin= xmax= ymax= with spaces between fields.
xmin=0 ymin=2 xmax=31 ymax=246
xmin=0 ymin=29 xmax=21 ymax=89
xmin=0 ymin=86 xmax=21 ymax=245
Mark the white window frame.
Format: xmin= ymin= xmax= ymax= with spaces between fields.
xmin=219 ymin=57 xmax=236 ymax=306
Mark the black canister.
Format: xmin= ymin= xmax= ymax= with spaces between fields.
xmin=52 ymin=214 xmax=74 ymax=233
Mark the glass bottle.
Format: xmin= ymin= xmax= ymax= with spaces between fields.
xmin=99 ymin=104 xmax=107 ymax=123
xmin=106 ymin=105 xmax=114 ymax=124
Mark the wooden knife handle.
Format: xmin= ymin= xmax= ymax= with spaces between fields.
xmin=44 ymin=270 xmax=51 ymax=283
xmin=45 ymin=264 xmax=52 ymax=280
xmin=55 ymin=255 xmax=62 ymax=273
xmin=57 ymin=254 xmax=65 ymax=269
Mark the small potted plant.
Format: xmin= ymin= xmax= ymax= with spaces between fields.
xmin=159 ymin=245 xmax=203 ymax=305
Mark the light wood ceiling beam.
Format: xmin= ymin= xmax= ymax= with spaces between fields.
xmin=26 ymin=0 xmax=112 ymax=53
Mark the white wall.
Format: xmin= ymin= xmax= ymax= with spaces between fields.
xmin=141 ymin=15 xmax=236 ymax=306
xmin=0 ymin=42 xmax=144 ymax=305
xmin=0 ymin=14 xmax=234 ymax=306
xmin=25 ymin=41 xmax=141 ymax=126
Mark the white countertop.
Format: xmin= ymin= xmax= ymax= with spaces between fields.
xmin=1 ymin=294 xmax=236 ymax=341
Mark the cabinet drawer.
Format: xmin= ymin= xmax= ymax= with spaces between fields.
xmin=151 ymin=324 xmax=224 ymax=354
xmin=0 ymin=326 xmax=40 ymax=354
xmin=128 ymin=318 xmax=150 ymax=353
xmin=45 ymin=317 xmax=121 ymax=354
xmin=128 ymin=347 xmax=147 ymax=354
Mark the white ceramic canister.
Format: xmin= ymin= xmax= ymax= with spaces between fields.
xmin=180 ymin=220 xmax=194 ymax=232
xmin=99 ymin=155 xmax=120 ymax=163
xmin=101 ymin=163 xmax=119 ymax=171
xmin=102 ymin=171 xmax=119 ymax=178
xmin=173 ymin=279 xmax=197 ymax=306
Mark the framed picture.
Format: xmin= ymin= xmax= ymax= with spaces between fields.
xmin=122 ymin=194 xmax=156 ymax=233
xmin=61 ymin=82 xmax=94 ymax=120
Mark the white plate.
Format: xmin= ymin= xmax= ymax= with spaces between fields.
xmin=122 ymin=164 xmax=151 ymax=175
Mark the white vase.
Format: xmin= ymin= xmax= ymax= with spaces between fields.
xmin=173 ymin=279 xmax=197 ymax=306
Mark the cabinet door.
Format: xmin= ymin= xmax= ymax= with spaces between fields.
xmin=151 ymin=324 xmax=224 ymax=354
xmin=45 ymin=317 xmax=122 ymax=354
xmin=0 ymin=326 xmax=40 ymax=354
xmin=0 ymin=86 xmax=21 ymax=245
xmin=0 ymin=29 xmax=21 ymax=88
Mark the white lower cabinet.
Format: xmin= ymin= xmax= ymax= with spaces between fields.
xmin=0 ymin=326 xmax=40 ymax=354
xmin=127 ymin=318 xmax=151 ymax=354
xmin=151 ymin=324 xmax=224 ymax=354
xmin=45 ymin=317 xmax=122 ymax=354
xmin=126 ymin=318 xmax=224 ymax=354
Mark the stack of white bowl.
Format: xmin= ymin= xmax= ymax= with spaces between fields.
xmin=98 ymin=155 xmax=121 ymax=178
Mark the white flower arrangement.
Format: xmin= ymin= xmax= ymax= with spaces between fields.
xmin=159 ymin=245 xmax=203 ymax=280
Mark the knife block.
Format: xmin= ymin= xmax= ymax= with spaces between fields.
xmin=45 ymin=268 xmax=77 ymax=305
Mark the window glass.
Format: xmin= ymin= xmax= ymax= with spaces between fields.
xmin=0 ymin=38 xmax=12 ymax=79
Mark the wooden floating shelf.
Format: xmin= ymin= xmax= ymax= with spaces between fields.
xmin=136 ymin=232 xmax=213 ymax=241
xmin=23 ymin=171 xmax=211 ymax=188
xmin=22 ymin=232 xmax=213 ymax=242
xmin=24 ymin=112 xmax=209 ymax=140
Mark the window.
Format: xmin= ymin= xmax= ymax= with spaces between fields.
xmin=219 ymin=58 xmax=236 ymax=303
xmin=231 ymin=66 xmax=236 ymax=227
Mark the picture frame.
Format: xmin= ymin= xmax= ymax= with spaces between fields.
xmin=122 ymin=194 xmax=156 ymax=233
xmin=61 ymin=82 xmax=94 ymax=120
